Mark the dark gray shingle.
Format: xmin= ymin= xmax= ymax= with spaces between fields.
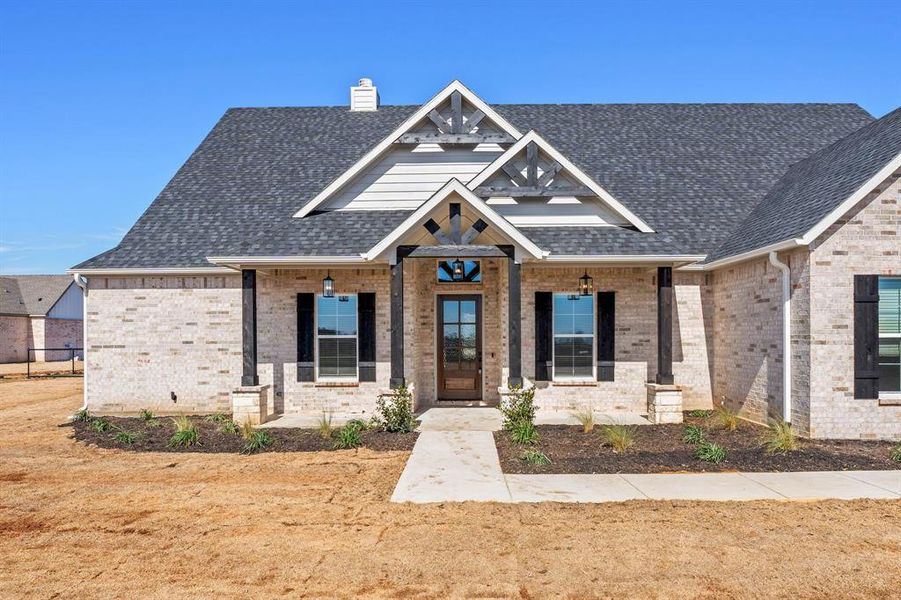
xmin=1 ymin=275 xmax=74 ymax=316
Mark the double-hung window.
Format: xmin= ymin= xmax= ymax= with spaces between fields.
xmin=316 ymin=294 xmax=358 ymax=380
xmin=552 ymin=293 xmax=594 ymax=380
xmin=878 ymin=277 xmax=901 ymax=396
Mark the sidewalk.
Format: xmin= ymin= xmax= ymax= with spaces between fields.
xmin=391 ymin=408 xmax=901 ymax=504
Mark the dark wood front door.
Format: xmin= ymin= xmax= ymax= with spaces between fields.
xmin=437 ymin=295 xmax=482 ymax=400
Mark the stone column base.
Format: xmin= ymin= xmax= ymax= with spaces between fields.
xmin=646 ymin=383 xmax=683 ymax=424
xmin=231 ymin=384 xmax=271 ymax=426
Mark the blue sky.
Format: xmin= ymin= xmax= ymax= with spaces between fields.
xmin=1 ymin=0 xmax=899 ymax=274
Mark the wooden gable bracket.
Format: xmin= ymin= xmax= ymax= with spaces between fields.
xmin=473 ymin=141 xmax=592 ymax=198
xmin=422 ymin=202 xmax=490 ymax=246
xmin=396 ymin=91 xmax=516 ymax=145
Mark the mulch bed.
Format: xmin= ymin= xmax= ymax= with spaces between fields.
xmin=71 ymin=416 xmax=418 ymax=453
xmin=495 ymin=415 xmax=900 ymax=474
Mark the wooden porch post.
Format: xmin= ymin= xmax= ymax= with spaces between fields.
xmin=390 ymin=246 xmax=416 ymax=389
xmin=501 ymin=245 xmax=523 ymax=388
xmin=656 ymin=266 xmax=674 ymax=385
xmin=241 ymin=269 xmax=258 ymax=386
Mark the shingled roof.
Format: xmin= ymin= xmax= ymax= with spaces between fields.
xmin=707 ymin=106 xmax=901 ymax=262
xmin=73 ymin=102 xmax=873 ymax=269
xmin=0 ymin=275 xmax=74 ymax=317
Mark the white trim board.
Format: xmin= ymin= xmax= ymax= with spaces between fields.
xmin=293 ymin=80 xmax=523 ymax=219
xmin=466 ymin=130 xmax=655 ymax=234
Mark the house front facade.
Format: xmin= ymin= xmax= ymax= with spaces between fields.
xmin=72 ymin=80 xmax=901 ymax=439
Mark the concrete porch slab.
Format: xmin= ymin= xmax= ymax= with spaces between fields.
xmin=506 ymin=474 xmax=647 ymax=503
xmin=416 ymin=407 xmax=503 ymax=432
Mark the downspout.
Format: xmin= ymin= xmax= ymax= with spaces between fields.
xmin=72 ymin=273 xmax=88 ymax=410
xmin=767 ymin=252 xmax=792 ymax=424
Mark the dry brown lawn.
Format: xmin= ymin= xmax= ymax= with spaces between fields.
xmin=1 ymin=378 xmax=899 ymax=599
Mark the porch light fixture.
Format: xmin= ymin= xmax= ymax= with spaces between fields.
xmin=452 ymin=258 xmax=465 ymax=281
xmin=322 ymin=271 xmax=335 ymax=298
xmin=579 ymin=271 xmax=594 ymax=296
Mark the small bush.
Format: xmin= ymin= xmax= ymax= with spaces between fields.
xmin=204 ymin=413 xmax=229 ymax=423
xmin=695 ymin=441 xmax=726 ymax=463
xmin=114 ymin=430 xmax=136 ymax=445
xmin=239 ymin=419 xmax=256 ymax=441
xmin=90 ymin=417 xmax=112 ymax=433
xmin=72 ymin=408 xmax=91 ymax=423
xmin=682 ymin=424 xmax=705 ymax=445
xmin=713 ymin=405 xmax=739 ymax=432
xmin=761 ymin=419 xmax=801 ymax=454
xmin=346 ymin=418 xmax=371 ymax=432
xmin=220 ymin=420 xmax=240 ymax=435
xmin=573 ymin=409 xmax=595 ymax=433
xmin=375 ymin=385 xmax=415 ymax=433
xmin=145 ymin=418 xmax=162 ymax=429
xmin=521 ymin=449 xmax=551 ymax=466
xmin=168 ymin=416 xmax=199 ymax=448
xmin=510 ymin=420 xmax=539 ymax=445
xmin=242 ymin=430 xmax=273 ymax=454
xmin=687 ymin=409 xmax=713 ymax=418
xmin=317 ymin=412 xmax=333 ymax=439
xmin=601 ymin=424 xmax=637 ymax=453
xmin=333 ymin=424 xmax=362 ymax=449
xmin=500 ymin=385 xmax=536 ymax=430
xmin=139 ymin=409 xmax=154 ymax=421
xmin=891 ymin=445 xmax=901 ymax=463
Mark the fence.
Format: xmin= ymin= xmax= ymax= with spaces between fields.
xmin=26 ymin=348 xmax=84 ymax=378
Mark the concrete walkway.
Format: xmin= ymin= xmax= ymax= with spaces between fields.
xmin=391 ymin=408 xmax=901 ymax=504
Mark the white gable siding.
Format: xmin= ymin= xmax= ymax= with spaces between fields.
xmin=46 ymin=283 xmax=83 ymax=320
xmin=326 ymin=145 xmax=502 ymax=211
xmin=487 ymin=196 xmax=628 ymax=227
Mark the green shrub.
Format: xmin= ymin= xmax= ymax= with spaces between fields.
xmin=242 ymin=430 xmax=273 ymax=454
xmin=761 ymin=419 xmax=800 ymax=454
xmin=687 ymin=409 xmax=713 ymax=418
xmin=114 ymin=430 xmax=136 ymax=445
xmin=139 ymin=409 xmax=154 ymax=421
xmin=168 ymin=416 xmax=199 ymax=448
xmin=346 ymin=418 xmax=371 ymax=431
xmin=204 ymin=413 xmax=229 ymax=423
xmin=317 ymin=412 xmax=333 ymax=439
xmin=374 ymin=385 xmax=415 ymax=433
xmin=891 ymin=445 xmax=901 ymax=463
xmin=500 ymin=385 xmax=536 ymax=430
xmin=510 ymin=420 xmax=539 ymax=445
xmin=713 ymin=405 xmax=739 ymax=432
xmin=601 ymin=424 xmax=637 ymax=453
xmin=220 ymin=420 xmax=240 ymax=435
xmin=682 ymin=424 xmax=705 ymax=445
xmin=521 ymin=449 xmax=551 ymax=466
xmin=239 ymin=419 xmax=256 ymax=441
xmin=90 ymin=417 xmax=112 ymax=433
xmin=695 ymin=441 xmax=726 ymax=463
xmin=72 ymin=408 xmax=91 ymax=423
xmin=573 ymin=409 xmax=595 ymax=433
xmin=333 ymin=424 xmax=362 ymax=449
xmin=145 ymin=417 xmax=162 ymax=429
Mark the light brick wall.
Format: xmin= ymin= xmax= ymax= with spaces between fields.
xmin=807 ymin=174 xmax=901 ymax=439
xmin=521 ymin=266 xmax=714 ymax=413
xmin=40 ymin=317 xmax=83 ymax=361
xmin=85 ymin=276 xmax=242 ymax=415
xmin=710 ymin=249 xmax=811 ymax=432
xmin=0 ymin=315 xmax=29 ymax=363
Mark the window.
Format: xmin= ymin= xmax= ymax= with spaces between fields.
xmin=879 ymin=277 xmax=901 ymax=394
xmin=437 ymin=260 xmax=481 ymax=283
xmin=553 ymin=293 xmax=594 ymax=380
xmin=317 ymin=294 xmax=358 ymax=380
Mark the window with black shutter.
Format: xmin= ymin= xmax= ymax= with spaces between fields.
xmin=358 ymin=293 xmax=376 ymax=382
xmin=297 ymin=293 xmax=315 ymax=382
xmin=854 ymin=275 xmax=879 ymax=399
xmin=597 ymin=292 xmax=615 ymax=381
xmin=534 ymin=292 xmax=552 ymax=381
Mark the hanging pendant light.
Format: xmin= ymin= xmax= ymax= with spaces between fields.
xmin=579 ymin=271 xmax=594 ymax=296
xmin=452 ymin=258 xmax=465 ymax=281
xmin=322 ymin=270 xmax=335 ymax=298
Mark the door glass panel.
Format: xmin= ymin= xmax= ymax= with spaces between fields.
xmin=443 ymin=324 xmax=460 ymax=344
xmin=461 ymin=347 xmax=477 ymax=362
xmin=460 ymin=300 xmax=477 ymax=323
xmin=443 ymin=301 xmax=459 ymax=324
xmin=460 ymin=324 xmax=477 ymax=346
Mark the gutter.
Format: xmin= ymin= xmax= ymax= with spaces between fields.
xmin=767 ymin=252 xmax=792 ymax=424
xmin=72 ymin=273 xmax=88 ymax=411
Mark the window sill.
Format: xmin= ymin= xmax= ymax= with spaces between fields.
xmin=878 ymin=393 xmax=901 ymax=406
xmin=315 ymin=381 xmax=360 ymax=388
xmin=551 ymin=380 xmax=598 ymax=387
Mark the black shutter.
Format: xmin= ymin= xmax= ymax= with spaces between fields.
xmin=597 ymin=291 xmax=615 ymax=381
xmin=534 ymin=292 xmax=552 ymax=381
xmin=358 ymin=293 xmax=376 ymax=382
xmin=854 ymin=275 xmax=879 ymax=399
xmin=297 ymin=293 xmax=315 ymax=382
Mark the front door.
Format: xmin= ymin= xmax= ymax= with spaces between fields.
xmin=437 ymin=295 xmax=482 ymax=400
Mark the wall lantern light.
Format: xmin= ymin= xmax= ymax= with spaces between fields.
xmin=579 ymin=271 xmax=594 ymax=296
xmin=452 ymin=258 xmax=465 ymax=281
xmin=322 ymin=271 xmax=335 ymax=298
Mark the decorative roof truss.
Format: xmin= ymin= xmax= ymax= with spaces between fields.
xmin=396 ymin=91 xmax=516 ymax=145
xmin=473 ymin=141 xmax=593 ymax=197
